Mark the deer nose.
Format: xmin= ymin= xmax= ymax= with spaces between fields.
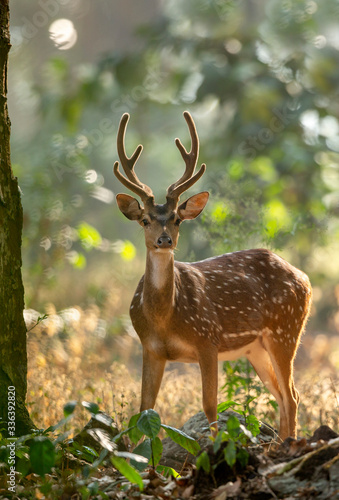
xmin=157 ymin=235 xmax=172 ymax=248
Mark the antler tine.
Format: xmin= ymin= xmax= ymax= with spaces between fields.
xmin=114 ymin=113 xmax=154 ymax=203
xmin=166 ymin=111 xmax=206 ymax=204
xmin=113 ymin=162 xmax=153 ymax=201
xmin=175 ymin=111 xmax=199 ymax=167
xmin=167 ymin=112 xmax=199 ymax=192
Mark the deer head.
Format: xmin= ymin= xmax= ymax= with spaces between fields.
xmin=113 ymin=112 xmax=209 ymax=251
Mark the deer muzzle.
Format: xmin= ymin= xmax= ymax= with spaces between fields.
xmin=156 ymin=234 xmax=173 ymax=249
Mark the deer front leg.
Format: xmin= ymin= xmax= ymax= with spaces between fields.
xmin=140 ymin=348 xmax=166 ymax=411
xmin=199 ymin=346 xmax=219 ymax=437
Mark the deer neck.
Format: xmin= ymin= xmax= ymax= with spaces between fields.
xmin=143 ymin=249 xmax=175 ymax=320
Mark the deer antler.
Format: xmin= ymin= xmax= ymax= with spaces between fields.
xmin=113 ymin=113 xmax=154 ymax=204
xmin=166 ymin=111 xmax=206 ymax=206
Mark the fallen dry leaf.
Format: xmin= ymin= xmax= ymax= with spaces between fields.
xmin=210 ymin=477 xmax=242 ymax=498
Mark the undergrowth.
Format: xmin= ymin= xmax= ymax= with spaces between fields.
xmin=25 ymin=308 xmax=339 ymax=443
xmin=0 ymin=399 xmax=263 ymax=499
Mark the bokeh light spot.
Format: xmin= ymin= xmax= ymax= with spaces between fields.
xmin=49 ymin=19 xmax=77 ymax=50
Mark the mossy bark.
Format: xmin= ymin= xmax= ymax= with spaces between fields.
xmin=0 ymin=0 xmax=35 ymax=436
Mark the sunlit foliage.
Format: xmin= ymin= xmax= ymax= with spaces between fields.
xmin=9 ymin=1 xmax=339 ymax=334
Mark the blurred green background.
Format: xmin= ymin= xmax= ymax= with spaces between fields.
xmin=9 ymin=0 xmax=339 ymax=337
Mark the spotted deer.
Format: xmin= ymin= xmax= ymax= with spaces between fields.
xmin=113 ymin=111 xmax=312 ymax=439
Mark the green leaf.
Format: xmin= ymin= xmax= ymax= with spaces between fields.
xmin=78 ymin=486 xmax=91 ymax=500
xmin=82 ymin=446 xmax=99 ymax=458
xmin=236 ymin=447 xmax=249 ymax=468
xmin=39 ymin=480 xmax=53 ymax=495
xmin=244 ymin=396 xmax=257 ymax=406
xmin=196 ymin=450 xmax=210 ymax=473
xmin=0 ymin=445 xmax=9 ymax=463
xmin=217 ymin=401 xmax=241 ymax=413
xmin=161 ymin=424 xmax=201 ymax=456
xmin=82 ymin=401 xmax=99 ymax=415
xmin=224 ymin=440 xmax=236 ymax=467
xmin=14 ymin=444 xmax=29 ymax=459
xmin=111 ymin=455 xmax=144 ymax=491
xmin=137 ymin=410 xmax=161 ymax=439
xmin=16 ymin=456 xmax=31 ymax=477
xmin=151 ymin=436 xmax=163 ymax=467
xmin=128 ymin=413 xmax=144 ymax=444
xmin=63 ymin=401 xmax=77 ymax=417
xmin=29 ymin=437 xmax=55 ymax=477
xmin=82 ymin=464 xmax=92 ymax=479
xmin=128 ymin=413 xmax=141 ymax=427
xmin=213 ymin=430 xmax=224 ymax=454
xmin=36 ymin=314 xmax=48 ymax=324
xmin=156 ymin=464 xmax=180 ymax=478
xmin=130 ymin=440 xmax=151 ymax=471
xmin=129 ymin=425 xmax=145 ymax=444
xmin=113 ymin=425 xmax=139 ymax=444
xmin=227 ymin=416 xmax=240 ymax=439
xmin=92 ymin=448 xmax=108 ymax=469
xmin=246 ymin=415 xmax=261 ymax=437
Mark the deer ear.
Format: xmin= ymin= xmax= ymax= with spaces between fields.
xmin=177 ymin=192 xmax=209 ymax=220
xmin=116 ymin=194 xmax=144 ymax=220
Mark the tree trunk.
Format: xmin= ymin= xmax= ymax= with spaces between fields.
xmin=0 ymin=0 xmax=35 ymax=436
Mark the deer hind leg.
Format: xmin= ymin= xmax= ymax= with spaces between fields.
xmin=261 ymin=332 xmax=300 ymax=440
xmin=140 ymin=349 xmax=166 ymax=412
xmin=246 ymin=342 xmax=286 ymax=438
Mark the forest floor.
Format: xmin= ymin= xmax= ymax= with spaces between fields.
xmin=3 ymin=420 xmax=339 ymax=499
xmin=2 ymin=307 xmax=339 ymax=499
xmin=99 ymin=425 xmax=339 ymax=499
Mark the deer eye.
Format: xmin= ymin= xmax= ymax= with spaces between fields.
xmin=175 ymin=218 xmax=182 ymax=226
xmin=141 ymin=218 xmax=149 ymax=226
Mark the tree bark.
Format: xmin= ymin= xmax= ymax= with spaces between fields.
xmin=0 ymin=0 xmax=35 ymax=436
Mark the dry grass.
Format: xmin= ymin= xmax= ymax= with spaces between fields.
xmin=25 ymin=306 xmax=339 ymax=436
